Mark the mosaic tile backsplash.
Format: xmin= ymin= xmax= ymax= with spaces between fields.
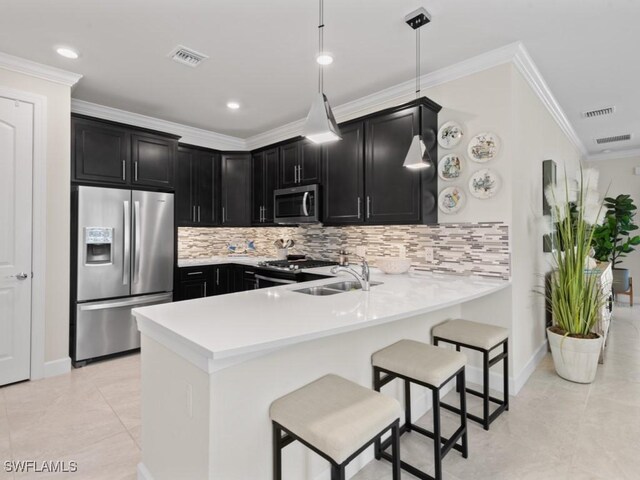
xmin=178 ymin=223 xmax=511 ymax=280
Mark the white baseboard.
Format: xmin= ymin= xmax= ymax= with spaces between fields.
xmin=137 ymin=463 xmax=153 ymax=480
xmin=43 ymin=357 xmax=71 ymax=378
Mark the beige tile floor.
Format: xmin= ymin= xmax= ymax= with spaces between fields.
xmin=0 ymin=304 xmax=637 ymax=479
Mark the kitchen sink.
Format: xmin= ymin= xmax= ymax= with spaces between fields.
xmin=293 ymin=281 xmax=383 ymax=296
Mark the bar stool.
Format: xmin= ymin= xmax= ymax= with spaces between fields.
xmin=372 ymin=340 xmax=468 ymax=480
xmin=270 ymin=374 xmax=402 ymax=480
xmin=432 ymin=319 xmax=509 ymax=430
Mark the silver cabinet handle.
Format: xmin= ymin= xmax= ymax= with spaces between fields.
xmin=187 ymin=271 xmax=203 ymax=276
xmin=204 ymin=281 xmax=207 ymax=297
xmin=216 ymin=268 xmax=220 ymax=285
xmin=293 ymin=165 xmax=298 ymax=184
xmin=193 ymin=205 xmax=196 ymax=223
xmin=357 ymin=197 xmax=361 ymax=219
xmin=122 ymin=160 xmax=126 ymax=181
xmin=367 ymin=196 xmax=371 ymax=219
xmin=134 ymin=161 xmax=138 ymax=181
xmin=222 ymin=206 xmax=226 ymax=223
xmin=133 ymin=201 xmax=141 ymax=284
xmin=14 ymin=273 xmax=28 ymax=280
xmin=297 ymin=165 xmax=301 ymax=183
xmin=123 ymin=200 xmax=130 ymax=286
xmin=198 ymin=205 xmax=201 ymax=222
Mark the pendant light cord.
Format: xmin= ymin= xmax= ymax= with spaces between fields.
xmin=416 ymin=26 xmax=420 ymax=99
xmin=318 ymin=0 xmax=324 ymax=94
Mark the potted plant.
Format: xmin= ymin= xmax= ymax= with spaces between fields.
xmin=591 ymin=194 xmax=640 ymax=293
xmin=544 ymin=168 xmax=606 ymax=383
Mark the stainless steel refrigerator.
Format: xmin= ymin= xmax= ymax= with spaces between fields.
xmin=72 ymin=186 xmax=174 ymax=365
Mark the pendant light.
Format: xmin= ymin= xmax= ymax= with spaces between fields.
xmin=403 ymin=7 xmax=433 ymax=170
xmin=303 ymin=0 xmax=342 ymax=144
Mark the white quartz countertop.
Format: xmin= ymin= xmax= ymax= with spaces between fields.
xmin=134 ymin=267 xmax=510 ymax=373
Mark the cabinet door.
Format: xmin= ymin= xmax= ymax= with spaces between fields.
xmin=262 ymin=148 xmax=279 ymax=223
xmin=323 ymin=122 xmax=364 ymax=224
xmin=178 ymin=279 xmax=208 ymax=300
xmin=251 ymin=152 xmax=266 ymax=224
xmin=278 ymin=142 xmax=300 ymax=188
xmin=176 ymin=147 xmax=196 ymax=226
xmin=212 ymin=265 xmax=230 ymax=295
xmin=365 ymin=108 xmax=421 ymax=224
xmin=73 ymin=117 xmax=129 ymax=185
xmin=221 ymin=153 xmax=251 ymax=226
xmin=300 ymin=140 xmax=322 ymax=185
xmin=196 ymin=150 xmax=220 ymax=226
xmin=131 ymin=133 xmax=176 ymax=189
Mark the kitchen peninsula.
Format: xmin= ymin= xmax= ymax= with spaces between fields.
xmin=133 ymin=267 xmax=509 ymax=480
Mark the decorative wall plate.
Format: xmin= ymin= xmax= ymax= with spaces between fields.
xmin=467 ymin=132 xmax=500 ymax=163
xmin=468 ymin=169 xmax=501 ymax=199
xmin=438 ymin=154 xmax=463 ymax=181
xmin=438 ymin=186 xmax=465 ymax=214
xmin=437 ymin=121 xmax=464 ymax=149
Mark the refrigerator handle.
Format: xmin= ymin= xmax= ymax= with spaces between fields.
xmin=133 ymin=201 xmax=141 ymax=284
xmin=123 ymin=200 xmax=130 ymax=285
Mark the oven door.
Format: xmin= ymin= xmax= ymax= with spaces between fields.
xmin=273 ymin=184 xmax=320 ymax=224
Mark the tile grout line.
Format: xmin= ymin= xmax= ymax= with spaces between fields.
xmin=94 ymin=384 xmax=141 ymax=452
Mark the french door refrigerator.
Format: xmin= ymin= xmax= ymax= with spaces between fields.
xmin=71 ymin=186 xmax=174 ymax=366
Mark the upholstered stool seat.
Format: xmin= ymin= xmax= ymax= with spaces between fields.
xmin=270 ymin=374 xmax=401 ymax=480
xmin=432 ymin=319 xmax=510 ymax=430
xmin=372 ymin=340 xmax=468 ymax=480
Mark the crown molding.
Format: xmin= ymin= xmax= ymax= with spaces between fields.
xmin=511 ymin=44 xmax=587 ymax=157
xmin=0 ymin=51 xmax=82 ymax=87
xmin=71 ymin=99 xmax=246 ymax=150
xmin=584 ymin=147 xmax=640 ymax=162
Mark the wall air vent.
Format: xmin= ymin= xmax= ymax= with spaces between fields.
xmin=168 ymin=46 xmax=208 ymax=67
xmin=582 ymin=106 xmax=615 ymax=118
xmin=595 ymin=134 xmax=631 ymax=145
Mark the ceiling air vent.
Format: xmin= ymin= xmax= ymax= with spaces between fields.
xmin=582 ymin=106 xmax=615 ymax=118
xmin=595 ymin=134 xmax=632 ymax=145
xmin=168 ymin=45 xmax=208 ymax=67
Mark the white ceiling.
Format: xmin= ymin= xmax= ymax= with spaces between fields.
xmin=1 ymin=0 xmax=639 ymax=157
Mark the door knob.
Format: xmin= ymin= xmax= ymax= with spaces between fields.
xmin=15 ymin=273 xmax=29 ymax=280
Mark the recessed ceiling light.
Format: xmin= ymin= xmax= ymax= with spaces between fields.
xmin=226 ymin=101 xmax=240 ymax=110
xmin=316 ymin=53 xmax=334 ymax=65
xmin=56 ymin=47 xmax=79 ymax=59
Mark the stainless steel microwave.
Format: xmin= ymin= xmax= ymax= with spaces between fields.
xmin=273 ymin=184 xmax=321 ymax=224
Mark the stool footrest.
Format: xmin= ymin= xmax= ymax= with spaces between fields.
xmin=380 ymin=451 xmax=434 ymax=480
xmin=465 ymin=387 xmax=505 ymax=405
xmin=440 ymin=400 xmax=508 ymax=426
xmin=488 ymin=352 xmax=508 ymax=367
xmin=379 ymin=421 xmax=466 ymax=459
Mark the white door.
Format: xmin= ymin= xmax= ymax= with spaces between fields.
xmin=0 ymin=96 xmax=33 ymax=386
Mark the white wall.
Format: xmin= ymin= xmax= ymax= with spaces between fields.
xmin=0 ymin=68 xmax=71 ymax=365
xmin=591 ymin=155 xmax=640 ymax=297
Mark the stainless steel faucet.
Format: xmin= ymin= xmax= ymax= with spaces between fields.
xmin=330 ymin=255 xmax=370 ymax=291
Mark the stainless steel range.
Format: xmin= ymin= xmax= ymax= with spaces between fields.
xmin=253 ymin=258 xmax=337 ymax=288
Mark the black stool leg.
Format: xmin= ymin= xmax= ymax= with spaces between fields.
xmin=391 ymin=421 xmax=401 ymax=480
xmin=483 ymin=350 xmax=490 ymax=430
xmin=272 ymin=422 xmax=282 ymax=480
xmin=455 ymin=344 xmax=461 ymax=392
xmin=503 ymin=340 xmax=510 ymax=411
xmin=404 ymin=379 xmax=412 ymax=432
xmin=432 ymin=388 xmax=443 ymax=480
xmin=373 ymin=367 xmax=382 ymax=460
xmin=331 ymin=464 xmax=345 ymax=480
xmin=459 ymin=369 xmax=469 ymax=458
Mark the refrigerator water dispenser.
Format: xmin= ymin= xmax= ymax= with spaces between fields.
xmin=84 ymin=227 xmax=113 ymax=265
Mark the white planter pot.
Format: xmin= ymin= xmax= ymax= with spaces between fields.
xmin=547 ymin=327 xmax=603 ymax=384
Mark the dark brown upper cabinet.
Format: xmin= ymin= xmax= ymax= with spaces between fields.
xmin=72 ymin=115 xmax=178 ymax=190
xmin=176 ymin=145 xmax=220 ymax=227
xmin=252 ymin=148 xmax=279 ymax=225
xmin=322 ymin=122 xmax=365 ymax=224
xmin=72 ymin=117 xmax=130 ymax=185
xmin=221 ymin=153 xmax=251 ymax=226
xmin=278 ymin=139 xmax=322 ymax=189
xmin=131 ymin=133 xmax=176 ymax=189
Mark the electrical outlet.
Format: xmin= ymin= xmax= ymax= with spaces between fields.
xmin=186 ymin=383 xmax=193 ymax=418
xmin=355 ymin=246 xmax=366 ymax=257
xmin=424 ymin=247 xmax=434 ymax=262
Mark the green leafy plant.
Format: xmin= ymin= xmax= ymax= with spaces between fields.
xmin=545 ymin=168 xmax=605 ymax=336
xmin=592 ymin=194 xmax=640 ymax=266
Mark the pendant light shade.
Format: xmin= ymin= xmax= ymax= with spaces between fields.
xmin=304 ymin=93 xmax=342 ymax=144
xmin=403 ymin=7 xmax=432 ymax=170
xmin=304 ymin=0 xmax=342 ymax=144
xmin=403 ymin=134 xmax=432 ymax=169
